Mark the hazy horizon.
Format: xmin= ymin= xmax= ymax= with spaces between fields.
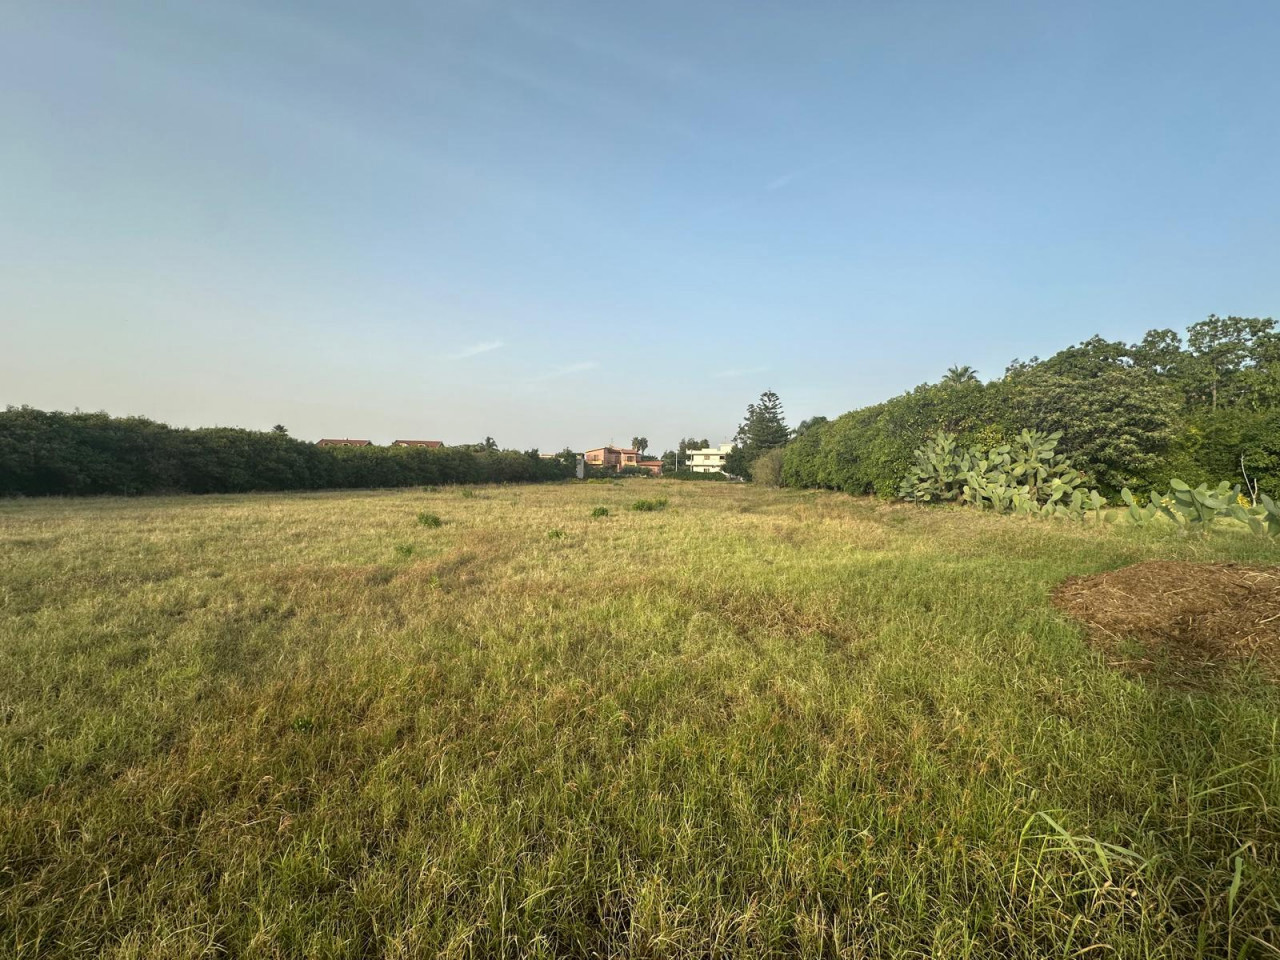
xmin=3 ymin=1 xmax=1277 ymax=453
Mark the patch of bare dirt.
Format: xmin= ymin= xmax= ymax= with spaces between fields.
xmin=1053 ymin=561 xmax=1280 ymax=684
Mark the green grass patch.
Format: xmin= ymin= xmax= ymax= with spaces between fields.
xmin=0 ymin=480 xmax=1277 ymax=957
xmin=416 ymin=511 xmax=444 ymax=527
xmin=631 ymin=497 xmax=669 ymax=512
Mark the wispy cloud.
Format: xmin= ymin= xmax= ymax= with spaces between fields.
xmin=766 ymin=171 xmax=800 ymax=191
xmin=700 ymin=154 xmax=850 ymax=220
xmin=450 ymin=340 xmax=505 ymax=360
xmin=530 ymin=360 xmax=599 ymax=383
xmin=713 ymin=365 xmax=768 ymax=379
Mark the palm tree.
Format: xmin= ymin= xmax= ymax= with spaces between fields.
xmin=942 ymin=365 xmax=978 ymax=386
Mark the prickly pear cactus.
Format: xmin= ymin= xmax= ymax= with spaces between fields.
xmin=1123 ymin=481 xmax=1279 ymax=537
xmin=1229 ymin=492 xmax=1280 ymax=537
xmin=899 ymin=431 xmax=972 ymax=503
xmin=900 ymin=427 xmax=1102 ymax=519
xmin=1118 ymin=488 xmax=1160 ymax=525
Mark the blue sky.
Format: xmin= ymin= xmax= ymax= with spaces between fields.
xmin=2 ymin=1 xmax=1277 ymax=452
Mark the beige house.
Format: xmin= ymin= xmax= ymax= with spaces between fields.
xmin=585 ymin=446 xmax=663 ymax=475
xmin=584 ymin=446 xmax=639 ymax=470
xmin=685 ymin=443 xmax=733 ymax=473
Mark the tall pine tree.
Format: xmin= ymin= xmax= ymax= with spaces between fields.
xmin=736 ymin=391 xmax=790 ymax=452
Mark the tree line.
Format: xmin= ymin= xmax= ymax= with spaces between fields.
xmin=0 ymin=407 xmax=577 ymax=496
xmin=780 ymin=315 xmax=1279 ymax=498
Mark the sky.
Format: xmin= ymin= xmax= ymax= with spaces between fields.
xmin=2 ymin=1 xmax=1278 ymax=452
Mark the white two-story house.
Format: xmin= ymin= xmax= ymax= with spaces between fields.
xmin=685 ymin=443 xmax=734 ymax=473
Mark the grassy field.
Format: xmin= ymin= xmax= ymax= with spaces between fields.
xmin=1 ymin=480 xmax=1277 ymax=958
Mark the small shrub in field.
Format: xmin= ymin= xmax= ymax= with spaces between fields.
xmin=460 ymin=488 xmax=478 ymax=499
xmin=547 ymin=528 xmax=567 ymax=540
xmin=631 ymin=498 xmax=668 ymax=512
xmin=395 ymin=543 xmax=415 ymax=558
xmin=750 ymin=448 xmax=785 ymax=487
xmin=591 ymin=506 xmax=610 ymax=518
xmin=417 ymin=512 xmax=444 ymax=528
xmin=291 ymin=717 xmax=315 ymax=733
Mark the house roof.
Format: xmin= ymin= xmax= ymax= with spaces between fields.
xmin=317 ymin=438 xmax=371 ymax=446
xmin=393 ymin=440 xmax=443 ymax=447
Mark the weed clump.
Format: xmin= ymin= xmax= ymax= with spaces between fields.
xmin=631 ymin=498 xmax=668 ymax=512
xmin=394 ymin=543 xmax=415 ymax=558
xmin=591 ymin=507 xmax=610 ymax=518
xmin=460 ymin=488 xmax=478 ymax=499
xmin=417 ymin=512 xmax=444 ymax=528
xmin=547 ymin=529 xmax=567 ymax=540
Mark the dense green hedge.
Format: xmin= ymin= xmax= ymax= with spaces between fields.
xmin=782 ymin=318 xmax=1280 ymax=498
xmin=783 ymin=383 xmax=1280 ymax=499
xmin=0 ymin=407 xmax=576 ymax=496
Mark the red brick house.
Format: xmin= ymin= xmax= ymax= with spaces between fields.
xmin=392 ymin=440 xmax=443 ymax=448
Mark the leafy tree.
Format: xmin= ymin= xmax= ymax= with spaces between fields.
xmin=1006 ymin=367 xmax=1179 ymax=492
xmin=1160 ymin=407 xmax=1280 ymax=495
xmin=723 ymin=444 xmax=751 ymax=480
xmin=1028 ymin=336 xmax=1132 ymax=379
xmin=1131 ymin=328 xmax=1186 ymax=377
xmin=1186 ymin=314 xmax=1276 ymax=410
xmin=1004 ymin=357 xmax=1040 ymax=377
